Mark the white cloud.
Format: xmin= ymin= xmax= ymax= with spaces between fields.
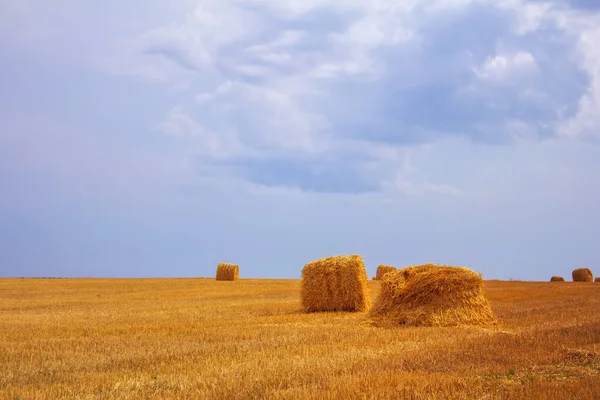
xmin=474 ymin=51 xmax=538 ymax=83
xmin=332 ymin=6 xmax=414 ymax=49
xmin=497 ymin=0 xmax=552 ymax=35
xmin=98 ymin=1 xmax=263 ymax=83
xmin=238 ymin=0 xmax=362 ymax=19
xmin=314 ymin=2 xmax=419 ymax=80
xmin=154 ymin=105 xmax=252 ymax=161
xmin=140 ymin=2 xmax=260 ymax=70
xmin=92 ymin=0 xmax=600 ymax=192
xmin=194 ymin=81 xmax=330 ymax=153
xmin=310 ymin=60 xmax=372 ymax=78
xmin=424 ymin=0 xmax=480 ymax=13
xmin=558 ymin=25 xmax=600 ymax=138
xmin=245 ymin=30 xmax=306 ymax=54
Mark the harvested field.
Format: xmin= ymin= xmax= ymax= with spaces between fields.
xmin=1 ymin=278 xmax=600 ymax=399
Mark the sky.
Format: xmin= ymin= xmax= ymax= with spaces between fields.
xmin=1 ymin=0 xmax=600 ymax=280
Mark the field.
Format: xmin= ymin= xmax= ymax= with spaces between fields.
xmin=1 ymin=278 xmax=599 ymax=399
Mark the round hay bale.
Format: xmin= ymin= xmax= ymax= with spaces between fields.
xmin=374 ymin=265 xmax=396 ymax=280
xmin=595 ymin=277 xmax=600 ymax=283
xmin=550 ymin=276 xmax=565 ymax=282
xmin=572 ymin=268 xmax=593 ymax=282
xmin=216 ymin=262 xmax=239 ymax=281
xmin=369 ymin=264 xmax=497 ymax=327
xmin=301 ymin=254 xmax=370 ymax=313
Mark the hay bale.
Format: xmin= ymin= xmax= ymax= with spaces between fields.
xmin=550 ymin=276 xmax=565 ymax=282
xmin=216 ymin=262 xmax=239 ymax=281
xmin=301 ymin=255 xmax=370 ymax=312
xmin=595 ymin=277 xmax=600 ymax=283
xmin=572 ymin=268 xmax=593 ymax=282
xmin=369 ymin=264 xmax=497 ymax=327
xmin=375 ymin=265 xmax=397 ymax=280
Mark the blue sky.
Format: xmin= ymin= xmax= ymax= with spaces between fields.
xmin=1 ymin=0 xmax=600 ymax=280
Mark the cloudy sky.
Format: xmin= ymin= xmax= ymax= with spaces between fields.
xmin=1 ymin=0 xmax=600 ymax=279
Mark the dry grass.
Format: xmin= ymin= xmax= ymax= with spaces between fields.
xmin=573 ymin=268 xmax=593 ymax=282
xmin=551 ymin=276 xmax=566 ymax=282
xmin=1 ymin=278 xmax=600 ymax=399
xmin=369 ymin=264 xmax=497 ymax=327
xmin=374 ymin=265 xmax=396 ymax=280
xmin=216 ymin=263 xmax=239 ymax=281
xmin=300 ymin=255 xmax=370 ymax=312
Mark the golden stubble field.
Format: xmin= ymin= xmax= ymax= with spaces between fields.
xmin=1 ymin=278 xmax=599 ymax=399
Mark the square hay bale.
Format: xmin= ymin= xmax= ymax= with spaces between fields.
xmin=572 ymin=268 xmax=593 ymax=282
xmin=375 ymin=265 xmax=396 ymax=280
xmin=301 ymin=255 xmax=370 ymax=312
xmin=216 ymin=262 xmax=239 ymax=281
xmin=550 ymin=276 xmax=565 ymax=282
xmin=369 ymin=264 xmax=497 ymax=327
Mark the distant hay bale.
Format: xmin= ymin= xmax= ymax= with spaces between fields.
xmin=301 ymin=255 xmax=370 ymax=312
xmin=375 ymin=265 xmax=396 ymax=280
xmin=216 ymin=262 xmax=239 ymax=281
xmin=595 ymin=277 xmax=600 ymax=283
xmin=369 ymin=264 xmax=497 ymax=327
xmin=572 ymin=268 xmax=593 ymax=282
xmin=550 ymin=276 xmax=565 ymax=282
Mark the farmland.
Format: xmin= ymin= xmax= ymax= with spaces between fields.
xmin=1 ymin=278 xmax=599 ymax=399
